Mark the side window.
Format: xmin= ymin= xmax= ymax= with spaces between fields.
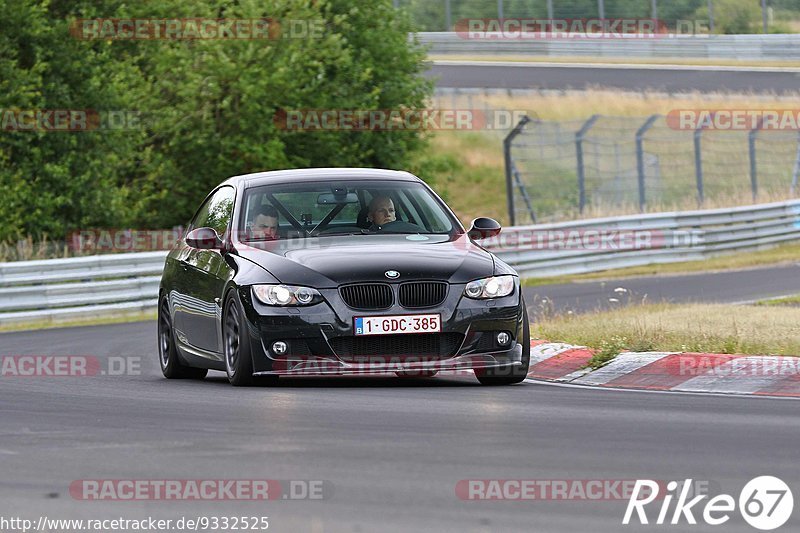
xmin=190 ymin=186 xmax=236 ymax=236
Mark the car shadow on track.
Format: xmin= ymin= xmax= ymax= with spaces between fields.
xmin=199 ymin=372 xmax=490 ymax=388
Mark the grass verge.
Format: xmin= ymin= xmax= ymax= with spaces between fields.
xmin=0 ymin=310 xmax=157 ymax=334
xmin=410 ymin=130 xmax=508 ymax=225
xmin=523 ymin=241 xmax=800 ymax=286
xmin=756 ymin=295 xmax=800 ymax=307
xmin=534 ymin=303 xmax=800 ymax=357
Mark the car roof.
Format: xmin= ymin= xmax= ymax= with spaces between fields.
xmin=223 ymin=168 xmax=422 ymax=189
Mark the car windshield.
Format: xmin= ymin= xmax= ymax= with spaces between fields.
xmin=239 ymin=180 xmax=458 ymax=241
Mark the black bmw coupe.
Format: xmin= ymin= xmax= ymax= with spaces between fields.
xmin=158 ymin=168 xmax=530 ymax=386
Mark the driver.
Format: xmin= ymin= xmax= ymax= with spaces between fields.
xmin=249 ymin=205 xmax=279 ymax=240
xmin=366 ymin=196 xmax=396 ymax=230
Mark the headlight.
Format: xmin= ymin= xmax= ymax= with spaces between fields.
xmin=464 ymin=275 xmax=516 ymax=299
xmin=252 ymin=285 xmax=322 ymax=306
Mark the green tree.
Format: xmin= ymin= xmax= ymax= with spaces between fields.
xmin=127 ymin=0 xmax=431 ymax=227
xmin=694 ymin=0 xmax=761 ymax=33
xmin=0 ymin=0 xmax=432 ymax=238
xmin=0 ymin=0 xmax=146 ymax=241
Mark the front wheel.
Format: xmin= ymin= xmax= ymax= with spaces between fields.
xmin=223 ymin=292 xmax=257 ymax=387
xmin=158 ymin=295 xmax=207 ymax=380
xmin=476 ymin=297 xmax=530 ymax=386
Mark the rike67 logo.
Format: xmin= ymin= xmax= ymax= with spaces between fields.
xmin=624 ymin=476 xmax=793 ymax=530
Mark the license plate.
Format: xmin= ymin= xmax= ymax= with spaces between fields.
xmin=354 ymin=314 xmax=441 ymax=336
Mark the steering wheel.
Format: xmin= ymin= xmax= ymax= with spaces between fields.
xmin=377 ymin=220 xmax=423 ymax=233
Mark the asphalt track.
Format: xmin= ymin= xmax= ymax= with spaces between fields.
xmin=427 ymin=61 xmax=800 ymax=93
xmin=522 ymin=263 xmax=800 ymax=316
xmin=3 ymin=265 xmax=800 ymax=533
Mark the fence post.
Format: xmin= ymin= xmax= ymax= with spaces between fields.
xmin=762 ymin=0 xmax=769 ymax=34
xmin=576 ymin=115 xmax=601 ymax=214
xmin=547 ymin=0 xmax=554 ymax=20
xmin=445 ymin=0 xmax=452 ymax=31
xmin=598 ymin=0 xmax=605 ymax=20
xmin=651 ymin=0 xmax=657 ymax=20
xmin=708 ymin=0 xmax=715 ymax=33
xmin=504 ymin=115 xmax=532 ymax=226
xmin=498 ymin=0 xmax=504 ymax=19
xmin=792 ymin=132 xmax=800 ymax=196
xmin=636 ymin=114 xmax=660 ymax=212
xmin=694 ymin=123 xmax=705 ymax=206
xmin=749 ymin=119 xmax=763 ymax=201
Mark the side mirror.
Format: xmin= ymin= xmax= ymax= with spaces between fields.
xmin=186 ymin=227 xmax=223 ymax=250
xmin=468 ymin=217 xmax=502 ymax=240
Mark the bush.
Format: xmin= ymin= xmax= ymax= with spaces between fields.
xmin=0 ymin=0 xmax=432 ymax=241
xmin=694 ymin=0 xmax=761 ymax=34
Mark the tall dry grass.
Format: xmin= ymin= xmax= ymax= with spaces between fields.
xmin=535 ymin=303 xmax=800 ymax=356
xmin=0 ymin=235 xmax=74 ymax=263
xmin=479 ymin=89 xmax=800 ymax=121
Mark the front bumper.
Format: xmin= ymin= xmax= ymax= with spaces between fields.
xmin=239 ymin=282 xmax=525 ymax=376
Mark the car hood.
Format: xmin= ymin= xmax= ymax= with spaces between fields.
xmin=235 ymin=233 xmax=495 ymax=287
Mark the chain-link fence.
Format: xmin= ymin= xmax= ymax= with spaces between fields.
xmin=396 ymin=0 xmax=787 ymax=34
xmin=505 ymin=114 xmax=800 ymax=224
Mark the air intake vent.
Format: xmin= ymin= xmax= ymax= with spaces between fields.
xmin=339 ymin=283 xmax=393 ymax=310
xmin=399 ymin=282 xmax=448 ymax=308
xmin=329 ymin=333 xmax=463 ymax=361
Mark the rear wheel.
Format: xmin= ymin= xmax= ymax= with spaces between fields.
xmin=158 ymin=295 xmax=207 ymax=380
xmin=476 ymin=297 xmax=530 ymax=386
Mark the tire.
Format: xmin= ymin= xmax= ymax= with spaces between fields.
xmin=223 ymin=291 xmax=258 ymax=387
xmin=395 ymin=370 xmax=438 ymax=378
xmin=158 ymin=295 xmax=208 ymax=380
xmin=476 ymin=297 xmax=530 ymax=386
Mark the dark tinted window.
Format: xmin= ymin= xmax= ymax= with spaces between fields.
xmin=240 ymin=180 xmax=457 ymax=240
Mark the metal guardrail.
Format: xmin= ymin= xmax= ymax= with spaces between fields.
xmin=0 ymin=252 xmax=166 ymax=325
xmin=487 ymin=199 xmax=800 ymax=277
xmin=1 ymin=200 xmax=799 ymax=325
xmin=419 ymin=32 xmax=800 ymax=61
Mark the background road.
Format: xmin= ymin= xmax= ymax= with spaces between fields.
xmin=2 ymin=318 xmax=799 ymax=533
xmin=522 ymin=263 xmax=800 ymax=316
xmin=427 ymin=61 xmax=800 ymax=93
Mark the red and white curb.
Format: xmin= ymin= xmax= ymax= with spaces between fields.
xmin=526 ymin=341 xmax=800 ymax=398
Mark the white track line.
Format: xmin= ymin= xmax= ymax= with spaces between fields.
xmin=675 ymin=356 xmax=792 ymax=394
xmin=523 ymin=378 xmax=800 ymax=401
xmin=530 ymin=342 xmax=585 ymax=365
xmin=570 ymin=352 xmax=675 ymax=386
